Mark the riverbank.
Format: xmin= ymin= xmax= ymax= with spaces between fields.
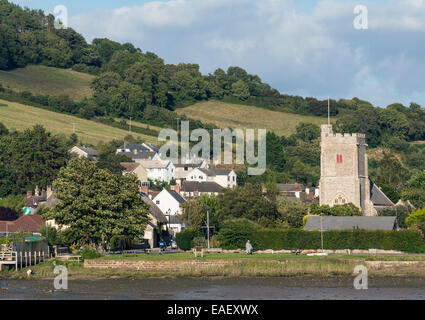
xmin=2 ymin=252 xmax=425 ymax=280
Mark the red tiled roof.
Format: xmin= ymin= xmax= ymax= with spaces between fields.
xmin=0 ymin=215 xmax=45 ymax=233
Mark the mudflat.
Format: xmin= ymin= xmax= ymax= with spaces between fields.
xmin=1 ymin=276 xmax=425 ymax=300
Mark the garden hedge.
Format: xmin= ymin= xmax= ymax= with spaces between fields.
xmin=175 ymin=228 xmax=201 ymax=251
xmin=110 ymin=236 xmax=134 ymax=251
xmin=250 ymin=229 xmax=425 ymax=253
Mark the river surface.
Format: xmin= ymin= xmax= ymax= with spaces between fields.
xmin=1 ymin=277 xmax=425 ymax=300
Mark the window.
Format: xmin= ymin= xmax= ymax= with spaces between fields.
xmin=333 ymin=193 xmax=347 ymax=205
xmin=336 ymin=154 xmax=343 ymax=164
xmin=233 ymin=176 xmax=235 ymax=181
xmin=156 ymin=200 xmax=160 ymax=205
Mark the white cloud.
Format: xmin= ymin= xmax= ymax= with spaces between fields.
xmin=69 ymin=0 xmax=425 ymax=107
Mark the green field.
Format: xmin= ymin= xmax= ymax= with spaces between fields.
xmin=176 ymin=100 xmax=334 ymax=136
xmin=0 ymin=65 xmax=94 ymax=100
xmin=0 ymin=99 xmax=160 ymax=145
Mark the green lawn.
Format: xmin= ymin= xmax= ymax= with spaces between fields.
xmin=0 ymin=99 xmax=160 ymax=145
xmin=0 ymin=65 xmax=94 ymax=100
xmin=101 ymin=252 xmax=363 ymax=261
xmin=176 ymin=100 xmax=335 ymax=136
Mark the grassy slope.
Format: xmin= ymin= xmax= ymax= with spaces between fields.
xmin=0 ymin=99 xmax=159 ymax=145
xmin=176 ymin=100 xmax=334 ymax=136
xmin=0 ymin=65 xmax=94 ymax=100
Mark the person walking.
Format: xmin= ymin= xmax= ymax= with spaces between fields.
xmin=246 ymin=240 xmax=253 ymax=255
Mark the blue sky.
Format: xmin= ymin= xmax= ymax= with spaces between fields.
xmin=11 ymin=0 xmax=425 ymax=108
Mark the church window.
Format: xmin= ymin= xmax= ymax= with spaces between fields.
xmin=333 ymin=193 xmax=347 ymax=205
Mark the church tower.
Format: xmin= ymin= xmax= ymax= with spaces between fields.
xmin=319 ymin=124 xmax=376 ymax=216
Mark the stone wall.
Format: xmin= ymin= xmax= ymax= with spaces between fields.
xmin=84 ymin=259 xmax=243 ymax=271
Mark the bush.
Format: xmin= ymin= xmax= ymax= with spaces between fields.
xmin=251 ymin=228 xmax=425 ymax=253
xmin=175 ymin=228 xmax=201 ymax=251
xmin=192 ymin=236 xmax=207 ymax=248
xmin=216 ymin=218 xmax=260 ymax=250
xmin=79 ymin=247 xmax=103 ymax=260
xmin=0 ymin=238 xmax=15 ymax=245
xmin=110 ymin=236 xmax=134 ymax=251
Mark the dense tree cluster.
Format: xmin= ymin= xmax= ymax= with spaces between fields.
xmin=0 ymin=124 xmax=70 ymax=197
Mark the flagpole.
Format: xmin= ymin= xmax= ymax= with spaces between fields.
xmin=328 ymin=96 xmax=330 ymax=127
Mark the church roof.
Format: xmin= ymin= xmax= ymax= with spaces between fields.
xmin=369 ymin=179 xmax=394 ymax=207
xmin=305 ymin=216 xmax=398 ymax=231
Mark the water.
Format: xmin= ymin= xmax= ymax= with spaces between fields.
xmin=1 ymin=277 xmax=425 ymax=300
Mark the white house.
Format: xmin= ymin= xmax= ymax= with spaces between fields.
xmin=153 ymin=189 xmax=186 ymax=234
xmin=185 ymin=168 xmax=237 ymax=188
xmin=139 ymin=160 xmax=175 ymax=183
xmin=70 ymin=146 xmax=98 ymax=159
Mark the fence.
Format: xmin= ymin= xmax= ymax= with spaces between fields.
xmin=0 ymin=240 xmax=49 ymax=271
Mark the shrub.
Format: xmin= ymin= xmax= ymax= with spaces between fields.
xmin=79 ymin=247 xmax=103 ymax=260
xmin=192 ymin=236 xmax=207 ymax=248
xmin=175 ymin=228 xmax=201 ymax=251
xmin=406 ymin=208 xmax=425 ymax=235
xmin=251 ymin=228 xmax=424 ymax=253
xmin=216 ymin=218 xmax=260 ymax=250
xmin=110 ymin=236 xmax=134 ymax=251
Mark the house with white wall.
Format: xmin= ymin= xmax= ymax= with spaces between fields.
xmin=153 ymin=189 xmax=186 ymax=234
xmin=139 ymin=160 xmax=175 ymax=183
xmin=70 ymin=146 xmax=98 ymax=159
xmin=185 ymin=168 xmax=237 ymax=188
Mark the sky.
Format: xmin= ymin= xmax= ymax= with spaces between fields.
xmin=11 ymin=0 xmax=425 ymax=107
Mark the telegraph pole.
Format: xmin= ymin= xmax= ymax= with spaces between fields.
xmin=207 ymin=209 xmax=210 ymax=250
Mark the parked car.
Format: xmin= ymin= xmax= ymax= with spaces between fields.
xmin=159 ymin=241 xmax=167 ymax=250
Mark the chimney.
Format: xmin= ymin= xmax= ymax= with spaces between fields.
xmin=47 ymin=186 xmax=53 ymax=198
xmin=26 ymin=190 xmax=32 ymax=198
xmin=141 ymin=185 xmax=149 ymax=196
xmin=170 ymin=184 xmax=180 ymax=194
xmin=194 ymin=188 xmax=199 ymax=197
xmin=176 ymin=179 xmax=182 ymax=187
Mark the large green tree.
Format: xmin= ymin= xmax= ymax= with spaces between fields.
xmin=402 ymin=170 xmax=425 ymax=209
xmin=0 ymin=125 xmax=69 ymax=196
xmin=45 ymin=158 xmax=150 ymax=244
xmin=217 ymin=184 xmax=278 ymax=226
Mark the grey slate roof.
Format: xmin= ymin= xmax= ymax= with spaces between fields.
xmin=198 ymin=168 xmax=232 ymax=176
xmin=117 ymin=151 xmax=157 ymax=160
xmin=181 ymin=181 xmax=223 ymax=193
xmin=74 ymin=146 xmax=98 ymax=156
xmin=118 ymin=143 xmax=150 ymax=152
xmin=305 ymin=216 xmax=398 ymax=231
xmin=370 ymin=179 xmax=394 ymax=207
xmin=168 ymin=190 xmax=186 ymax=204
xmin=277 ymin=183 xmax=306 ymax=192
xmin=168 ymin=215 xmax=183 ymax=224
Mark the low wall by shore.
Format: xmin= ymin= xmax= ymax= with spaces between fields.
xmin=366 ymin=261 xmax=425 ymax=270
xmin=84 ymin=259 xmax=245 ymax=271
